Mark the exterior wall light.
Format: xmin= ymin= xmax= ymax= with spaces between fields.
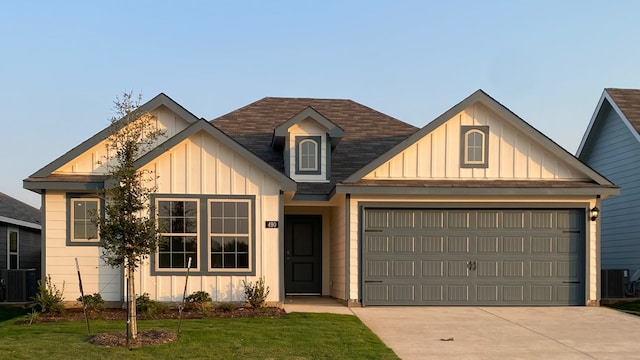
xmin=590 ymin=206 xmax=600 ymax=221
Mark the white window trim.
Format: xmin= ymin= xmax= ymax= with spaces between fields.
xmin=155 ymin=198 xmax=201 ymax=273
xmin=70 ymin=198 xmax=100 ymax=242
xmin=207 ymin=198 xmax=253 ymax=273
xmin=7 ymin=228 xmax=18 ymax=269
xmin=298 ymin=138 xmax=319 ymax=171
xmin=464 ymin=129 xmax=486 ymax=165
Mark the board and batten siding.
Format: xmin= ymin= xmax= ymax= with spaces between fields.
xmin=365 ymin=103 xmax=586 ymax=180
xmin=44 ymin=191 xmax=122 ymax=302
xmin=329 ymin=195 xmax=347 ymax=300
xmin=582 ymin=108 xmax=640 ymax=271
xmin=135 ymin=131 xmax=282 ymax=303
xmin=55 ymin=107 xmax=190 ymax=175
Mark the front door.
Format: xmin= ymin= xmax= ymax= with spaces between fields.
xmin=284 ymin=215 xmax=322 ymax=294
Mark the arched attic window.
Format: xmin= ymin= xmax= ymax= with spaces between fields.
xmin=461 ymin=126 xmax=489 ymax=168
xmin=296 ymin=136 xmax=321 ymax=174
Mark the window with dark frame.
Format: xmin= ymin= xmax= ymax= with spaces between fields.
xmin=295 ymin=136 xmax=322 ymax=175
xmin=157 ymin=200 xmax=198 ymax=269
xmin=461 ymin=126 xmax=489 ymax=168
xmin=71 ymin=199 xmax=99 ymax=241
xmin=210 ymin=200 xmax=250 ymax=270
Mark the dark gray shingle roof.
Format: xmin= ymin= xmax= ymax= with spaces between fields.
xmin=211 ymin=97 xmax=419 ymax=195
xmin=0 ymin=192 xmax=40 ymax=225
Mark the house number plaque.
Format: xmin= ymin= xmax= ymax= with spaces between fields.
xmin=265 ymin=221 xmax=279 ymax=228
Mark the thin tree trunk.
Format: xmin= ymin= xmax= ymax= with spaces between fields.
xmin=128 ymin=267 xmax=137 ymax=338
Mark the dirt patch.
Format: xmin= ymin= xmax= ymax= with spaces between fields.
xmin=89 ymin=329 xmax=177 ymax=347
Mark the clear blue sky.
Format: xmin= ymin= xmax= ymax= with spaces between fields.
xmin=2 ymin=0 xmax=639 ymax=208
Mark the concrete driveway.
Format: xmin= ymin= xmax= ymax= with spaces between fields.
xmin=351 ymin=306 xmax=640 ymax=360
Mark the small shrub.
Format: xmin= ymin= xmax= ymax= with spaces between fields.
xmin=136 ymin=293 xmax=167 ymax=319
xmin=217 ymin=302 xmax=236 ymax=312
xmin=243 ymin=277 xmax=270 ymax=308
xmin=34 ymin=274 xmax=65 ymax=315
xmin=185 ymin=290 xmax=211 ymax=305
xmin=185 ymin=290 xmax=212 ymax=314
xmin=24 ymin=309 xmax=40 ymax=325
xmin=76 ymin=293 xmax=104 ymax=311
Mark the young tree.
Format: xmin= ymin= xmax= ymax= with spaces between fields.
xmin=95 ymin=92 xmax=164 ymax=340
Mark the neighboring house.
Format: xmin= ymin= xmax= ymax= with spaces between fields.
xmin=0 ymin=192 xmax=41 ymax=301
xmin=578 ymin=88 xmax=640 ymax=273
xmin=24 ymin=90 xmax=618 ymax=307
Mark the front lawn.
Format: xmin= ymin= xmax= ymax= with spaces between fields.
xmin=606 ymin=300 xmax=640 ymax=316
xmin=0 ymin=307 xmax=398 ymax=359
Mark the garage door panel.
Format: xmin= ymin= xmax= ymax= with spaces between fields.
xmin=422 ymin=261 xmax=444 ymax=277
xmin=363 ymin=208 xmax=585 ymax=306
xmin=422 ymin=236 xmax=444 ymax=253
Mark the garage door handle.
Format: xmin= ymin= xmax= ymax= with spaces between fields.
xmin=365 ymin=280 xmax=383 ymax=283
xmin=563 ymin=281 xmax=581 ymax=284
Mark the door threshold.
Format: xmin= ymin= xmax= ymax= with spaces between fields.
xmin=286 ymin=293 xmax=321 ymax=296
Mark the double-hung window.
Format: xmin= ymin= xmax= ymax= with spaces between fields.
xmin=8 ymin=229 xmax=18 ymax=269
xmin=70 ymin=198 xmax=100 ymax=243
xmin=157 ymin=199 xmax=199 ymax=270
xmin=209 ymin=200 xmax=251 ymax=271
xmin=461 ymin=126 xmax=489 ymax=168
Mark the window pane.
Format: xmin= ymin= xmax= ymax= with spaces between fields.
xmin=237 ymin=237 xmax=249 ymax=252
xmin=159 ymin=253 xmax=171 ymax=268
xmin=237 ymin=202 xmax=248 ymax=217
xmin=158 ymin=218 xmax=170 ymax=232
xmin=172 ymin=254 xmax=185 ymax=268
xmin=223 ymin=202 xmax=235 ymax=217
xmin=184 ymin=201 xmax=197 ymax=216
xmin=223 ymin=254 xmax=236 ymax=268
xmin=185 ymin=237 xmax=198 ymax=252
xmin=86 ymin=222 xmax=97 ymax=239
xmin=237 ymin=253 xmax=249 ymax=268
xmin=237 ymin=219 xmax=248 ymax=234
xmin=185 ymin=218 xmax=197 ymax=233
xmin=9 ymin=254 xmax=18 ymax=269
xmin=171 ymin=237 xmax=184 ymax=251
xmin=211 ymin=254 xmax=222 ymax=268
xmin=158 ymin=201 xmax=171 ymax=216
xmin=9 ymin=235 xmax=18 ymax=252
xmin=223 ymin=237 xmax=236 ymax=252
xmin=159 ymin=237 xmax=170 ymax=252
xmin=223 ymin=219 xmax=236 ymax=234
xmin=74 ymin=221 xmax=86 ymax=239
xmin=188 ymin=254 xmax=197 ymax=268
xmin=211 ymin=202 xmax=223 ymax=217
xmin=211 ymin=218 xmax=223 ymax=233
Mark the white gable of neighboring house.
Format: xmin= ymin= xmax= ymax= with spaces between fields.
xmin=364 ymin=102 xmax=590 ymax=181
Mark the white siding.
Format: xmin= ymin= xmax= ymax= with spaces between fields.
xmin=138 ymin=131 xmax=282 ymax=303
xmin=55 ymin=107 xmax=190 ymax=175
xmin=364 ymin=103 xmax=587 ymax=181
xmin=43 ymin=191 xmax=122 ymax=302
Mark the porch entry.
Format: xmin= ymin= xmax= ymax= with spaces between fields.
xmin=284 ymin=215 xmax=322 ymax=294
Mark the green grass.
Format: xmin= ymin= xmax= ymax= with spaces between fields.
xmin=0 ymin=307 xmax=398 ymax=359
xmin=606 ymin=300 xmax=640 ymax=316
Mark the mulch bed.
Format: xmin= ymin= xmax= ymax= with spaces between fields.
xmin=22 ymin=306 xmax=287 ymax=348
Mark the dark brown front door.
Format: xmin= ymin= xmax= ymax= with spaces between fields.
xmin=284 ymin=215 xmax=322 ymax=294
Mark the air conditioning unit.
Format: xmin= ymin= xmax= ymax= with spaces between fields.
xmin=0 ymin=269 xmax=37 ymax=302
xmin=601 ymin=269 xmax=629 ymax=298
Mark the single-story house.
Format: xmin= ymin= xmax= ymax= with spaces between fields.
xmin=0 ymin=192 xmax=41 ymax=301
xmin=577 ymin=88 xmax=640 ymax=274
xmin=24 ymin=90 xmax=618 ymax=306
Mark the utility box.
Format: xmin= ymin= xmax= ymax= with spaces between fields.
xmin=601 ymin=269 xmax=629 ymax=298
xmin=0 ymin=269 xmax=37 ymax=302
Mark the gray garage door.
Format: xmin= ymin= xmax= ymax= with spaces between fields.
xmin=362 ymin=208 xmax=585 ymax=306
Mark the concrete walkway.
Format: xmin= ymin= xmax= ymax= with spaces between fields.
xmin=351 ymin=306 xmax=640 ymax=360
xmin=283 ymin=298 xmax=640 ymax=359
